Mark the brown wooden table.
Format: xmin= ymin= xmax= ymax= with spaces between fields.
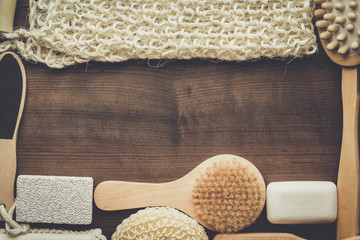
xmin=1 ymin=2 xmax=347 ymax=239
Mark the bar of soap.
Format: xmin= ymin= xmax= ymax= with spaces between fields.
xmin=266 ymin=181 xmax=337 ymax=224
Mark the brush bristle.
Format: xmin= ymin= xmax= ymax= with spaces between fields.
xmin=192 ymin=158 xmax=265 ymax=233
xmin=315 ymin=0 xmax=360 ymax=55
xmin=111 ymin=207 xmax=208 ymax=240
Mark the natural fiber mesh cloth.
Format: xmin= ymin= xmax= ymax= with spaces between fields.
xmin=0 ymin=0 xmax=317 ymax=68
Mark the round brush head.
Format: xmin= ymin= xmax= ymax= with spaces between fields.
xmin=112 ymin=207 xmax=209 ymax=240
xmin=192 ymin=157 xmax=266 ymax=233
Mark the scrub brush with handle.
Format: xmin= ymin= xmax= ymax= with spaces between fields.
xmin=314 ymin=0 xmax=360 ymax=239
xmin=95 ymin=154 xmax=266 ymax=233
xmin=0 ymin=51 xmax=26 ymax=221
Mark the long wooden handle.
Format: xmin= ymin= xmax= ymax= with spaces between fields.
xmin=0 ymin=52 xmax=26 ymax=221
xmin=213 ymin=233 xmax=306 ymax=240
xmin=0 ymin=0 xmax=17 ymax=32
xmin=337 ymin=67 xmax=360 ymax=240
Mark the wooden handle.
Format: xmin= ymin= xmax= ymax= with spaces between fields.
xmin=0 ymin=52 xmax=26 ymax=221
xmin=343 ymin=236 xmax=360 ymax=240
xmin=0 ymin=140 xmax=16 ymax=215
xmin=94 ymin=180 xmax=191 ymax=210
xmin=337 ymin=67 xmax=360 ymax=240
xmin=94 ymin=178 xmax=213 ymax=230
xmin=213 ymin=233 xmax=306 ymax=240
xmin=0 ymin=0 xmax=18 ymax=32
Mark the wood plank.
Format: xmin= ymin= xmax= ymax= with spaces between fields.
xmin=1 ymin=4 xmax=344 ymax=238
xmin=7 ymin=54 xmax=340 ymax=239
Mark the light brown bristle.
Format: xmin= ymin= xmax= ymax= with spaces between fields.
xmin=338 ymin=44 xmax=350 ymax=54
xmin=316 ymin=0 xmax=360 ymax=56
xmin=316 ymin=20 xmax=330 ymax=28
xmin=349 ymin=0 xmax=358 ymax=10
xmin=314 ymin=9 xmax=327 ymax=17
xmin=337 ymin=32 xmax=348 ymax=41
xmin=324 ymin=13 xmax=336 ymax=21
xmin=335 ymin=2 xmax=346 ymax=11
xmin=328 ymin=23 xmax=340 ymax=32
xmin=192 ymin=159 xmax=265 ymax=233
xmin=335 ymin=16 xmax=346 ymax=24
xmin=351 ymin=40 xmax=360 ymax=49
xmin=348 ymin=12 xmax=357 ymax=20
xmin=327 ymin=40 xmax=339 ymax=50
xmin=320 ymin=31 xmax=333 ymax=40
xmin=346 ymin=23 xmax=355 ymax=31
xmin=322 ymin=2 xmax=334 ymax=10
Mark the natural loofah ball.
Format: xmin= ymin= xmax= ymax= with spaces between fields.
xmin=112 ymin=207 xmax=209 ymax=240
xmin=192 ymin=158 xmax=266 ymax=233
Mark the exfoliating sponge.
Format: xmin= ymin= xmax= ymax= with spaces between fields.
xmin=112 ymin=207 xmax=209 ymax=240
xmin=192 ymin=158 xmax=265 ymax=233
xmin=16 ymin=175 xmax=93 ymax=225
xmin=0 ymin=0 xmax=317 ymax=68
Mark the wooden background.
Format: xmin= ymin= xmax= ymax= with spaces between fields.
xmin=0 ymin=1 xmax=349 ymax=239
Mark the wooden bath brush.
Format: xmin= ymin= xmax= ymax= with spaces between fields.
xmin=314 ymin=1 xmax=360 ymax=239
xmin=0 ymin=52 xmax=26 ymax=220
xmin=94 ymin=154 xmax=266 ymax=232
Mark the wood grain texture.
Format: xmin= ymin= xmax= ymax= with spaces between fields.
xmin=214 ymin=233 xmax=306 ymax=240
xmin=337 ymin=67 xmax=360 ymax=240
xmin=0 ymin=3 xmax=346 ymax=240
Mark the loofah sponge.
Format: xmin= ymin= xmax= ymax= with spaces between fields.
xmin=111 ymin=207 xmax=209 ymax=240
xmin=0 ymin=0 xmax=317 ymax=68
xmin=192 ymin=158 xmax=265 ymax=233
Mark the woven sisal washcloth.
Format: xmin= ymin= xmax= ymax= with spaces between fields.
xmin=0 ymin=0 xmax=317 ymax=68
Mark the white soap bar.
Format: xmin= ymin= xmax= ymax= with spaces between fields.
xmin=266 ymin=181 xmax=337 ymax=224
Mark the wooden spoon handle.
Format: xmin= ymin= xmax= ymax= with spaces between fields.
xmin=213 ymin=233 xmax=306 ymax=240
xmin=337 ymin=67 xmax=360 ymax=240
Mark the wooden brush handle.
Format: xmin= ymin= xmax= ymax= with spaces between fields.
xmin=337 ymin=67 xmax=360 ymax=240
xmin=0 ymin=140 xmax=16 ymax=214
xmin=213 ymin=233 xmax=306 ymax=240
xmin=94 ymin=179 xmax=214 ymax=229
xmin=94 ymin=180 xmax=191 ymax=211
xmin=343 ymin=236 xmax=360 ymax=240
xmin=0 ymin=52 xmax=26 ymax=221
xmin=0 ymin=0 xmax=17 ymax=32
